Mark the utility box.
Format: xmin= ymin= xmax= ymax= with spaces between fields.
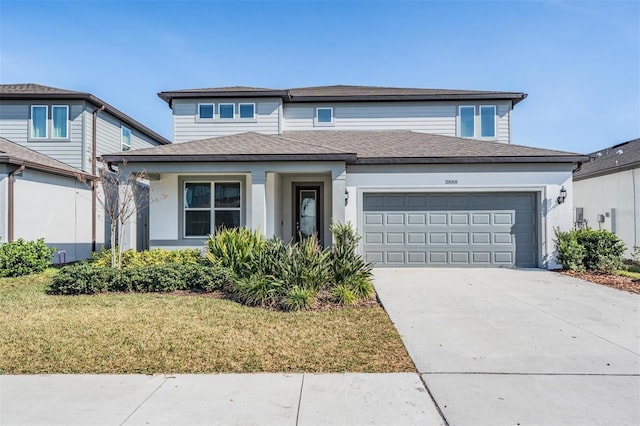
xmin=575 ymin=207 xmax=584 ymax=224
xmin=597 ymin=214 xmax=605 ymax=223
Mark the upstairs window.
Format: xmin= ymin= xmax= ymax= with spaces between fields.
xmin=480 ymin=105 xmax=496 ymax=138
xmin=121 ymin=126 xmax=131 ymax=151
xmin=198 ymin=103 xmax=214 ymax=119
xmin=31 ymin=105 xmax=48 ymax=139
xmin=52 ymin=105 xmax=69 ymax=139
xmin=315 ymin=107 xmax=334 ymax=126
xmin=219 ymin=103 xmax=235 ymax=119
xmin=459 ymin=106 xmax=475 ymax=138
xmin=239 ymin=103 xmax=255 ymax=119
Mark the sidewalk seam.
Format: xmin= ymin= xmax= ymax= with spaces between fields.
xmin=119 ymin=375 xmax=169 ymax=426
xmin=295 ymin=373 xmax=305 ymax=426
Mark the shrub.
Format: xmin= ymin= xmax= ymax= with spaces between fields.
xmin=330 ymin=284 xmax=356 ymax=305
xmin=554 ymin=228 xmax=625 ymax=272
xmin=554 ymin=228 xmax=586 ymax=272
xmin=0 ymin=238 xmax=56 ymax=277
xmin=283 ymin=286 xmax=316 ymax=311
xmin=232 ymin=275 xmax=283 ymax=307
xmin=630 ymin=246 xmax=640 ymax=264
xmin=49 ymin=263 xmax=114 ymax=295
xmin=92 ymin=247 xmax=202 ymax=268
xmin=329 ymin=222 xmax=374 ymax=300
xmin=124 ymin=263 xmax=187 ymax=292
xmin=207 ymin=228 xmax=265 ymax=278
xmin=182 ymin=264 xmax=233 ymax=292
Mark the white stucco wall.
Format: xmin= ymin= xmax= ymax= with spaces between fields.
xmin=345 ymin=163 xmax=575 ymax=269
xmin=573 ymin=168 xmax=640 ymax=256
xmin=12 ymin=169 xmax=94 ymax=262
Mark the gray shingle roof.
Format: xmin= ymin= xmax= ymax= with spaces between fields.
xmin=573 ymin=138 xmax=640 ymax=180
xmin=158 ymin=84 xmax=527 ymax=106
xmin=0 ymin=137 xmax=92 ymax=178
xmin=102 ymin=131 xmax=584 ymax=165
xmin=0 ymin=84 xmax=170 ymax=145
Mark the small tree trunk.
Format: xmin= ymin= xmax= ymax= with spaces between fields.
xmin=110 ymin=222 xmax=117 ymax=268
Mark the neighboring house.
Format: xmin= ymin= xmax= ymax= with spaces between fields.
xmin=0 ymin=84 xmax=170 ymax=261
xmin=101 ymin=85 xmax=586 ymax=269
xmin=573 ymin=138 xmax=640 ymax=256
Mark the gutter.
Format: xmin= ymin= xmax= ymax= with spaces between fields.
xmin=7 ymin=165 xmax=25 ymax=242
xmin=91 ymin=104 xmax=106 ymax=252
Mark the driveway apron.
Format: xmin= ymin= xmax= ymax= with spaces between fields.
xmin=374 ymin=268 xmax=640 ymax=426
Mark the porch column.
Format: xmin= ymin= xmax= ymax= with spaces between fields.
xmin=331 ymin=169 xmax=346 ymax=226
xmin=250 ymin=170 xmax=267 ymax=236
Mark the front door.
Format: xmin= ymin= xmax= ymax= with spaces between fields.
xmin=294 ymin=185 xmax=321 ymax=243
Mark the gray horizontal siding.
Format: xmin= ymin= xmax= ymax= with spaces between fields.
xmin=284 ymin=101 xmax=512 ymax=143
xmin=0 ymin=100 xmax=85 ymax=169
xmin=173 ymin=98 xmax=281 ymax=143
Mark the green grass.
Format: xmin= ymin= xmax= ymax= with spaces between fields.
xmin=0 ymin=270 xmax=413 ymax=374
xmin=616 ymin=270 xmax=640 ymax=280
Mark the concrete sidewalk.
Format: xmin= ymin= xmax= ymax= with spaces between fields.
xmin=0 ymin=373 xmax=445 ymax=426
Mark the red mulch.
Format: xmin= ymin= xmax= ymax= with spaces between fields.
xmin=560 ymin=270 xmax=640 ymax=295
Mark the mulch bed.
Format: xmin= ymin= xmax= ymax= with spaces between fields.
xmin=560 ymin=270 xmax=640 ymax=295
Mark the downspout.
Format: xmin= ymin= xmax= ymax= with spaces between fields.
xmin=633 ymin=168 xmax=638 ymax=248
xmin=7 ymin=165 xmax=26 ymax=242
xmin=91 ymin=105 xmax=106 ymax=252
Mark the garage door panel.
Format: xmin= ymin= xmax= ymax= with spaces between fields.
xmin=363 ymin=192 xmax=537 ymax=268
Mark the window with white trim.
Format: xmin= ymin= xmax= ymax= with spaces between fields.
xmin=31 ymin=105 xmax=48 ymax=139
xmin=315 ymin=107 xmax=333 ymax=125
xmin=198 ymin=103 xmax=214 ymax=119
xmin=480 ymin=105 xmax=496 ymax=138
xmin=121 ymin=126 xmax=131 ymax=151
xmin=184 ymin=181 xmax=241 ymax=237
xmin=219 ymin=103 xmax=235 ymax=119
xmin=239 ymin=103 xmax=255 ymax=119
xmin=51 ymin=105 xmax=69 ymax=139
xmin=459 ymin=106 xmax=475 ymax=138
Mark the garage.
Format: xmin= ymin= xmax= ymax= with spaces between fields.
xmin=362 ymin=192 xmax=538 ymax=267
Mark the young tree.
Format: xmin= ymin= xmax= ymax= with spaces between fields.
xmin=94 ymin=161 xmax=164 ymax=268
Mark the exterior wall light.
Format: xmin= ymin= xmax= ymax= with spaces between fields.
xmin=557 ymin=186 xmax=567 ymax=204
xmin=345 ymin=189 xmax=349 ymax=205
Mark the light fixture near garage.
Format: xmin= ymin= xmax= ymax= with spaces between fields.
xmin=345 ymin=189 xmax=349 ymax=205
xmin=557 ymin=186 xmax=567 ymax=204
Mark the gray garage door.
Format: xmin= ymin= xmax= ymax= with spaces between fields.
xmin=362 ymin=192 xmax=538 ymax=267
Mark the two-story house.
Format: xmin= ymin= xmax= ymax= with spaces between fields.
xmin=0 ymin=84 xmax=170 ymax=261
xmin=102 ymin=85 xmax=586 ymax=268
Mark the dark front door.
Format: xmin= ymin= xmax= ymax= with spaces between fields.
xmin=294 ymin=185 xmax=321 ymax=243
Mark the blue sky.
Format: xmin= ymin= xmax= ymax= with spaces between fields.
xmin=0 ymin=0 xmax=638 ymax=153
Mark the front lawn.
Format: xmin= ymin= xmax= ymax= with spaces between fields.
xmin=0 ymin=270 xmax=413 ymax=374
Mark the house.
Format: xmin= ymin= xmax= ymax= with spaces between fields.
xmin=0 ymin=84 xmax=170 ymax=261
xmin=573 ymin=138 xmax=640 ymax=256
xmin=102 ymin=85 xmax=586 ymax=268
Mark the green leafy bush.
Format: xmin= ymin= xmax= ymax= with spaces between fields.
xmin=232 ymin=275 xmax=283 ymax=307
xmin=554 ymin=229 xmax=586 ymax=272
xmin=555 ymin=228 xmax=625 ymax=272
xmin=0 ymin=238 xmax=56 ymax=277
xmin=283 ymin=286 xmax=316 ymax=311
xmin=48 ymin=262 xmax=232 ymax=295
xmin=206 ymin=227 xmax=265 ymax=278
xmin=92 ymin=247 xmax=202 ymax=268
xmin=330 ymin=284 xmax=356 ymax=305
xmin=49 ymin=263 xmax=114 ymax=295
xmin=329 ymin=222 xmax=374 ymax=294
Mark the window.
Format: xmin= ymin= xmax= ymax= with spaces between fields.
xmin=459 ymin=106 xmax=475 ymax=138
xmin=121 ymin=126 xmax=131 ymax=151
xmin=480 ymin=105 xmax=496 ymax=138
xmin=219 ymin=103 xmax=235 ymax=119
xmin=198 ymin=103 xmax=214 ymax=119
xmin=316 ymin=107 xmax=333 ymax=124
xmin=51 ymin=105 xmax=69 ymax=139
xmin=184 ymin=181 xmax=241 ymax=237
xmin=31 ymin=105 xmax=48 ymax=139
xmin=239 ymin=103 xmax=255 ymax=119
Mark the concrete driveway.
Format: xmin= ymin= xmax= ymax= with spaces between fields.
xmin=374 ymin=268 xmax=640 ymax=426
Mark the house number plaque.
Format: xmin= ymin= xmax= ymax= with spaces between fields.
xmin=445 ymin=179 xmax=458 ymax=184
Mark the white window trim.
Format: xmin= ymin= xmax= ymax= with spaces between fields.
xmin=218 ymin=103 xmax=235 ymax=120
xmin=197 ymin=103 xmax=215 ymax=120
xmin=479 ymin=105 xmax=496 ymax=138
xmin=51 ymin=105 xmax=69 ymax=139
xmin=183 ymin=181 xmax=242 ymax=238
xmin=458 ymin=105 xmax=476 ymax=138
xmin=238 ymin=103 xmax=256 ymax=120
xmin=30 ymin=105 xmax=48 ymax=139
xmin=121 ymin=126 xmax=132 ymax=151
xmin=314 ymin=107 xmax=334 ymax=127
